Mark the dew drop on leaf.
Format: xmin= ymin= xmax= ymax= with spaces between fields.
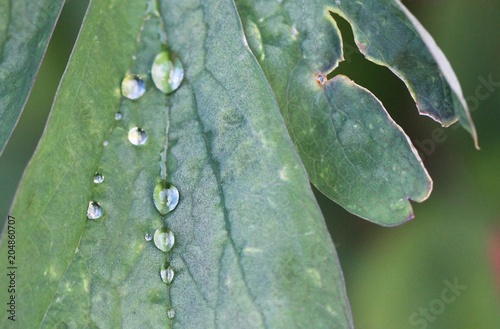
xmin=153 ymin=181 xmax=179 ymax=215
xmin=153 ymin=227 xmax=175 ymax=252
xmin=93 ymin=173 xmax=104 ymax=184
xmin=121 ymin=74 xmax=146 ymax=100
xmin=160 ymin=261 xmax=174 ymax=284
xmin=151 ymin=51 xmax=184 ymax=94
xmin=167 ymin=308 xmax=176 ymax=319
xmin=115 ymin=112 xmax=123 ymax=120
xmin=144 ymin=233 xmax=152 ymax=241
xmin=128 ymin=127 xmax=148 ymax=145
xmin=86 ymin=201 xmax=102 ymax=219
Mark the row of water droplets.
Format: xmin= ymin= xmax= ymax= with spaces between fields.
xmin=86 ymin=0 xmax=184 ymax=321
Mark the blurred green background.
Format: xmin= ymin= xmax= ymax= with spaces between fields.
xmin=0 ymin=0 xmax=498 ymax=328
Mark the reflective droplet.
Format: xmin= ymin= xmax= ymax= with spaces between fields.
xmin=115 ymin=112 xmax=123 ymax=120
xmin=153 ymin=227 xmax=175 ymax=252
xmin=128 ymin=127 xmax=147 ymax=145
xmin=335 ymin=0 xmax=341 ymax=5
xmin=160 ymin=261 xmax=174 ymax=284
xmin=103 ymin=140 xmax=109 ymax=147
xmin=291 ymin=26 xmax=298 ymax=38
xmin=151 ymin=51 xmax=184 ymax=94
xmin=153 ymin=181 xmax=179 ymax=215
xmin=87 ymin=201 xmax=102 ymax=219
xmin=167 ymin=308 xmax=175 ymax=319
xmin=121 ymin=74 xmax=146 ymax=100
xmin=316 ymin=74 xmax=326 ymax=85
xmin=145 ymin=233 xmax=152 ymax=241
xmin=93 ymin=173 xmax=104 ymax=184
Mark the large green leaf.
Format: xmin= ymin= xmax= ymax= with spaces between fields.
xmin=0 ymin=0 xmax=352 ymax=328
xmin=235 ymin=0 xmax=477 ymax=225
xmin=0 ymin=0 xmax=64 ymax=155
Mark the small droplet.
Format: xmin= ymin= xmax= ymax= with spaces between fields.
xmin=145 ymin=233 xmax=153 ymax=241
xmin=103 ymin=140 xmax=109 ymax=147
xmin=128 ymin=127 xmax=147 ymax=145
xmin=115 ymin=112 xmax=123 ymax=120
xmin=153 ymin=181 xmax=179 ymax=215
xmin=153 ymin=227 xmax=175 ymax=252
xmin=121 ymin=74 xmax=146 ymax=100
xmin=160 ymin=261 xmax=174 ymax=284
xmin=151 ymin=51 xmax=184 ymax=94
xmin=335 ymin=0 xmax=341 ymax=5
xmin=291 ymin=26 xmax=298 ymax=37
xmin=93 ymin=173 xmax=104 ymax=184
xmin=87 ymin=201 xmax=102 ymax=219
xmin=167 ymin=308 xmax=175 ymax=319
xmin=316 ymin=74 xmax=326 ymax=85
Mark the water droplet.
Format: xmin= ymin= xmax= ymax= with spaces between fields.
xmin=291 ymin=26 xmax=298 ymax=38
xmin=128 ymin=127 xmax=148 ymax=145
xmin=145 ymin=233 xmax=152 ymax=241
xmin=335 ymin=0 xmax=341 ymax=5
xmin=167 ymin=308 xmax=175 ymax=319
xmin=153 ymin=181 xmax=179 ymax=215
xmin=93 ymin=173 xmax=104 ymax=184
xmin=153 ymin=227 xmax=175 ymax=252
xmin=115 ymin=112 xmax=123 ymax=120
xmin=316 ymin=74 xmax=326 ymax=85
xmin=160 ymin=261 xmax=174 ymax=284
xmin=87 ymin=201 xmax=102 ymax=219
xmin=121 ymin=74 xmax=146 ymax=100
xmin=151 ymin=51 xmax=184 ymax=94
xmin=103 ymin=140 xmax=109 ymax=147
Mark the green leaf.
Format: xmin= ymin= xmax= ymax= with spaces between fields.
xmin=0 ymin=0 xmax=353 ymax=328
xmin=235 ymin=0 xmax=476 ymax=225
xmin=0 ymin=0 xmax=64 ymax=155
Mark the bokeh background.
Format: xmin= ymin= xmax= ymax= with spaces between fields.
xmin=0 ymin=0 xmax=498 ymax=328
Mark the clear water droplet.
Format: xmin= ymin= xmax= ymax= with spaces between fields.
xmin=151 ymin=51 xmax=184 ymax=94
xmin=103 ymin=140 xmax=109 ymax=147
xmin=87 ymin=201 xmax=102 ymax=219
xmin=121 ymin=74 xmax=146 ymax=100
xmin=153 ymin=181 xmax=179 ymax=215
xmin=115 ymin=112 xmax=123 ymax=120
xmin=160 ymin=261 xmax=174 ymax=284
xmin=93 ymin=173 xmax=104 ymax=184
xmin=316 ymin=74 xmax=326 ymax=85
xmin=153 ymin=227 xmax=175 ymax=252
xmin=128 ymin=127 xmax=147 ymax=145
xmin=145 ymin=233 xmax=152 ymax=241
xmin=167 ymin=308 xmax=175 ymax=319
xmin=291 ymin=26 xmax=298 ymax=37
xmin=335 ymin=0 xmax=341 ymax=5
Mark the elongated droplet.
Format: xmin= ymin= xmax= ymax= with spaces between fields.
xmin=167 ymin=308 xmax=175 ymax=319
xmin=121 ymin=74 xmax=146 ymax=99
xmin=153 ymin=181 xmax=179 ymax=215
xmin=87 ymin=201 xmax=102 ymax=219
xmin=153 ymin=227 xmax=175 ymax=252
xmin=144 ymin=233 xmax=152 ymax=241
xmin=128 ymin=127 xmax=147 ymax=145
xmin=151 ymin=51 xmax=184 ymax=94
xmin=93 ymin=173 xmax=104 ymax=184
xmin=160 ymin=261 xmax=174 ymax=284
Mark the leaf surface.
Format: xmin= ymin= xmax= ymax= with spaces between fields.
xmin=0 ymin=0 xmax=353 ymax=328
xmin=0 ymin=0 xmax=64 ymax=155
xmin=235 ymin=0 xmax=476 ymax=225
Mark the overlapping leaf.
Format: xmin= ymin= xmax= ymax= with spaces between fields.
xmin=0 ymin=0 xmax=64 ymax=155
xmin=236 ymin=0 xmax=476 ymax=225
